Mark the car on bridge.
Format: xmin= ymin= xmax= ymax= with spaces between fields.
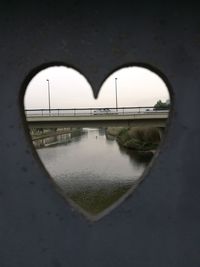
xmin=93 ymin=108 xmax=112 ymax=115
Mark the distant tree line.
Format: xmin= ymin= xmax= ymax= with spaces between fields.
xmin=153 ymin=99 xmax=170 ymax=110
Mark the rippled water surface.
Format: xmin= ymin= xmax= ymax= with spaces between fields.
xmin=37 ymin=128 xmax=148 ymax=215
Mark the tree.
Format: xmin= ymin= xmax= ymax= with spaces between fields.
xmin=153 ymin=99 xmax=170 ymax=110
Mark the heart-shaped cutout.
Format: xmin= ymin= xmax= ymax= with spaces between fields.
xmin=24 ymin=65 xmax=170 ymax=221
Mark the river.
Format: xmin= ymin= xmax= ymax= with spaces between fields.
xmin=36 ymin=128 xmax=149 ymax=215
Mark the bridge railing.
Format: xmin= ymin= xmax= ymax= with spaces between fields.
xmin=25 ymin=106 xmax=169 ymax=117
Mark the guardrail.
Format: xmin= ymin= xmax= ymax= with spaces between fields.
xmin=25 ymin=106 xmax=169 ymax=117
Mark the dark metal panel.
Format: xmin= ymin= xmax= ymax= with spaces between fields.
xmin=0 ymin=1 xmax=199 ymax=266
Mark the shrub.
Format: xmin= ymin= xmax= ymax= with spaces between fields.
xmin=116 ymin=127 xmax=161 ymax=151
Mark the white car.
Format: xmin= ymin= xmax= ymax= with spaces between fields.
xmin=93 ymin=108 xmax=111 ymax=115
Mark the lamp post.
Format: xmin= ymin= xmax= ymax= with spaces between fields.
xmin=115 ymin=77 xmax=118 ymax=111
xmin=46 ymin=79 xmax=51 ymax=114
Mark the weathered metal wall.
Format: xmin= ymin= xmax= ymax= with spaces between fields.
xmin=0 ymin=1 xmax=199 ymax=266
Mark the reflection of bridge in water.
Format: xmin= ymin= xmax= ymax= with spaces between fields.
xmin=25 ymin=106 xmax=169 ymax=128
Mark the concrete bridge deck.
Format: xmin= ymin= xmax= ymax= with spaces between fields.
xmin=26 ymin=111 xmax=169 ymax=128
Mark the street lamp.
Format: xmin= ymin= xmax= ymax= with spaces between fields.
xmin=46 ymin=79 xmax=51 ymax=114
xmin=115 ymin=77 xmax=118 ymax=111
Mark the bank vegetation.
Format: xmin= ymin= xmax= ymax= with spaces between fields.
xmin=106 ymin=126 xmax=161 ymax=156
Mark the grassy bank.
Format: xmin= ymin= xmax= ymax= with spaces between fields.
xmin=106 ymin=127 xmax=161 ymax=152
xmin=67 ymin=184 xmax=133 ymax=215
xmin=105 ymin=127 xmax=124 ymax=137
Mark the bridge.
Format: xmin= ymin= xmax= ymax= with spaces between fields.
xmin=25 ymin=106 xmax=169 ymax=128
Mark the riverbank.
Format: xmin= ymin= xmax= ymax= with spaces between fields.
xmin=31 ymin=128 xmax=71 ymax=141
xmin=67 ymin=183 xmax=133 ymax=215
xmin=32 ymin=127 xmax=84 ymax=148
xmin=31 ymin=127 xmax=83 ymax=141
xmin=106 ymin=127 xmax=161 ymax=157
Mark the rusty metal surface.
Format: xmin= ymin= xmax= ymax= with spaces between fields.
xmin=0 ymin=1 xmax=199 ymax=266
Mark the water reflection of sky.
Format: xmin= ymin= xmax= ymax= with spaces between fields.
xmin=38 ymin=128 xmax=147 ymax=192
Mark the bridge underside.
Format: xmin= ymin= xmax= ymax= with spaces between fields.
xmin=28 ymin=119 xmax=167 ymax=128
xmin=27 ymin=113 xmax=168 ymax=129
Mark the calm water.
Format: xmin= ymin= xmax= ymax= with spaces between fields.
xmin=37 ymin=128 xmax=148 ymax=214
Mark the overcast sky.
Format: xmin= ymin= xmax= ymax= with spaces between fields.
xmin=24 ymin=66 xmax=169 ymax=109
